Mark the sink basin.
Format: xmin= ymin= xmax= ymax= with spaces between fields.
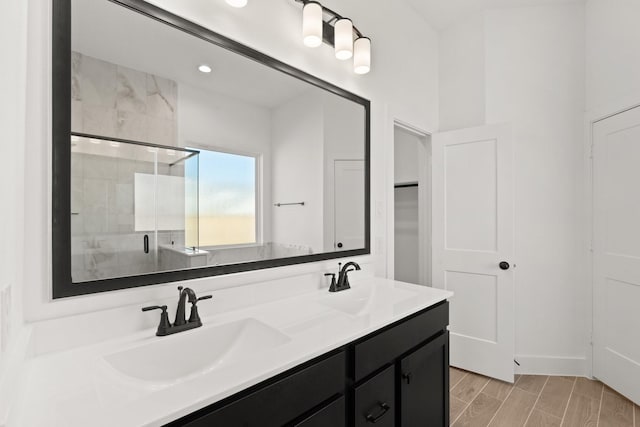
xmin=318 ymin=286 xmax=418 ymax=316
xmin=104 ymin=318 xmax=290 ymax=383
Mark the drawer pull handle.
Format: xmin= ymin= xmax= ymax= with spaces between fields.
xmin=365 ymin=402 xmax=390 ymax=423
xmin=402 ymin=372 xmax=412 ymax=384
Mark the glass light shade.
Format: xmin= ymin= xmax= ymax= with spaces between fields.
xmin=225 ymin=0 xmax=247 ymax=8
xmin=303 ymin=2 xmax=323 ymax=48
xmin=334 ymin=19 xmax=353 ymax=60
xmin=353 ymin=37 xmax=371 ymax=75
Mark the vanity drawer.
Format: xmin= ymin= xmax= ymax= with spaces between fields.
xmin=354 ymin=365 xmax=395 ymax=427
xmin=180 ymin=351 xmax=345 ymax=427
xmin=354 ymin=302 xmax=448 ymax=381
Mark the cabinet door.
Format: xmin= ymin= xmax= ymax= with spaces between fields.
xmin=293 ymin=396 xmax=345 ymax=427
xmin=178 ymin=352 xmax=345 ymax=427
xmin=355 ymin=365 xmax=395 ymax=427
xmin=399 ymin=332 xmax=449 ymax=427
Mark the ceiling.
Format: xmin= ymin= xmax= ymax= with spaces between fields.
xmin=71 ymin=0 xmax=312 ymax=109
xmin=404 ymin=0 xmax=585 ymax=30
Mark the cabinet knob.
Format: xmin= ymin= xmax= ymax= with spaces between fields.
xmin=499 ymin=261 xmax=510 ymax=270
xmin=402 ymin=372 xmax=412 ymax=384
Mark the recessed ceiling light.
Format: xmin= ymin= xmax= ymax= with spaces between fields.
xmin=226 ymin=0 xmax=247 ymax=8
xmin=198 ymin=64 xmax=212 ymax=73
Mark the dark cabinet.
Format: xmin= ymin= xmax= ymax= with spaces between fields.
xmin=355 ymin=366 xmax=395 ymax=427
xmin=171 ymin=351 xmax=345 ymax=427
xmin=293 ymin=396 xmax=345 ymax=427
xmin=399 ymin=332 xmax=450 ymax=427
xmin=166 ymin=301 xmax=449 ymax=427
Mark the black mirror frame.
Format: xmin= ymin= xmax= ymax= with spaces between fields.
xmin=52 ymin=0 xmax=371 ymax=298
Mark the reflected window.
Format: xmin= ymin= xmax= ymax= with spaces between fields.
xmin=188 ymin=148 xmax=258 ymax=247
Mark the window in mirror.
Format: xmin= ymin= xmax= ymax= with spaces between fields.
xmin=191 ymin=148 xmax=258 ymax=248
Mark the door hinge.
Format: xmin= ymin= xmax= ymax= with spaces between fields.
xmin=514 ymin=358 xmax=520 ymax=366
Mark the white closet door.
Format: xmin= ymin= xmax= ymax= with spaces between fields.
xmin=432 ymin=124 xmax=515 ymax=382
xmin=593 ymin=106 xmax=640 ymax=404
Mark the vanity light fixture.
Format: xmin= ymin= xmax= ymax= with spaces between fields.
xmin=353 ymin=37 xmax=371 ymax=75
xmin=302 ymin=2 xmax=323 ymax=47
xmin=198 ymin=64 xmax=212 ymax=73
xmin=334 ymin=18 xmax=353 ymax=60
xmin=225 ymin=0 xmax=247 ymax=8
xmin=295 ymin=0 xmax=371 ymax=74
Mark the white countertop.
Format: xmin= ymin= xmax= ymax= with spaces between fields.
xmin=12 ymin=278 xmax=452 ymax=427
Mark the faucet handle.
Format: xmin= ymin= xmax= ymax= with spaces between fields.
xmin=141 ymin=305 xmax=171 ymax=336
xmin=325 ymin=273 xmax=338 ymax=292
xmin=142 ymin=305 xmax=167 ymax=312
xmin=188 ymin=295 xmax=212 ymax=324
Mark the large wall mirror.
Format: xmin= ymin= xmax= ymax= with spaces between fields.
xmin=52 ymin=0 xmax=370 ymax=298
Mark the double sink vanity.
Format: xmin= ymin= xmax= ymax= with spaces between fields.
xmin=14 ymin=275 xmax=452 ymax=426
xmin=33 ymin=0 xmax=454 ymax=424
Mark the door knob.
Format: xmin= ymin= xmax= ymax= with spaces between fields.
xmin=337 ymin=242 xmax=343 ymax=248
xmin=499 ymin=261 xmax=510 ymax=270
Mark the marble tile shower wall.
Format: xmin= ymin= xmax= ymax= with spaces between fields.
xmin=70 ymin=52 xmax=182 ymax=282
xmin=71 ymin=52 xmax=177 ymax=146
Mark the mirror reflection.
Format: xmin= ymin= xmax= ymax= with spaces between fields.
xmin=70 ymin=0 xmax=367 ymax=282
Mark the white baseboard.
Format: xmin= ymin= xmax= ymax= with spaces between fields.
xmin=514 ymin=355 xmax=589 ymax=377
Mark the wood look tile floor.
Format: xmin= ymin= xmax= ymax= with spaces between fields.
xmin=449 ymin=367 xmax=639 ymax=427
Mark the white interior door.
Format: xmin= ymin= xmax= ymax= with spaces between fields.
xmin=334 ymin=160 xmax=365 ymax=251
xmin=593 ymin=106 xmax=640 ymax=404
xmin=432 ymin=124 xmax=515 ymax=382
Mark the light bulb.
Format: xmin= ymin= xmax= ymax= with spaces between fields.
xmin=303 ymin=2 xmax=323 ymax=48
xmin=334 ymin=19 xmax=353 ymax=60
xmin=225 ymin=0 xmax=247 ymax=8
xmin=353 ymin=37 xmax=371 ymax=75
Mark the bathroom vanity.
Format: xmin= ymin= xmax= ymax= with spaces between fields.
xmin=11 ymin=278 xmax=452 ymax=426
xmin=168 ymin=300 xmax=449 ymax=427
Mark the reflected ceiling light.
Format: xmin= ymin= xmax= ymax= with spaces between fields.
xmin=225 ymin=0 xmax=247 ymax=8
xmin=109 ymin=141 xmax=120 ymax=148
xmin=295 ymin=0 xmax=371 ymax=74
xmin=198 ymin=64 xmax=212 ymax=73
xmin=302 ymin=2 xmax=323 ymax=47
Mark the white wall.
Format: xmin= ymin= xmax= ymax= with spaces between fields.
xmin=17 ymin=0 xmax=439 ymax=322
xmin=439 ymin=3 xmax=588 ymax=375
xmin=178 ymin=83 xmax=273 ymax=243
xmin=271 ymin=90 xmax=324 ymax=252
xmin=0 ymin=0 xmax=28 ymax=366
xmin=439 ymin=13 xmax=485 ymax=132
xmin=586 ymin=0 xmax=640 ymax=114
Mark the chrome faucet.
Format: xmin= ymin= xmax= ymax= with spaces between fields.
xmin=325 ymin=261 xmax=361 ymax=292
xmin=142 ymin=286 xmax=212 ymax=336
